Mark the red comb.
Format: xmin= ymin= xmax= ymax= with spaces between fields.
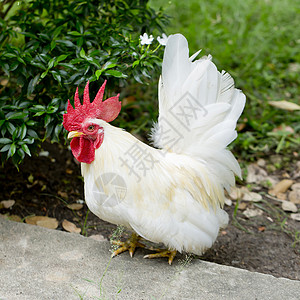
xmin=63 ymin=80 xmax=121 ymax=131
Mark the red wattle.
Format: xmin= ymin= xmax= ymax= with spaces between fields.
xmin=70 ymin=136 xmax=95 ymax=164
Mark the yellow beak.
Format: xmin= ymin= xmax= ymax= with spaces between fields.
xmin=67 ymin=131 xmax=84 ymax=139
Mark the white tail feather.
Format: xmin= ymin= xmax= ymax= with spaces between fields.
xmin=151 ymin=33 xmax=246 ymax=190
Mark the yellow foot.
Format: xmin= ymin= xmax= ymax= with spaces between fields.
xmin=144 ymin=249 xmax=177 ymax=265
xmin=111 ymin=233 xmax=145 ymax=258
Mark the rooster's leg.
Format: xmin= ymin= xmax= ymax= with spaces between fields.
xmin=111 ymin=233 xmax=145 ymax=258
xmin=144 ymin=249 xmax=177 ymax=265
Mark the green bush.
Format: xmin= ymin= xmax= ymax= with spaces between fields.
xmin=0 ymin=0 xmax=168 ymax=167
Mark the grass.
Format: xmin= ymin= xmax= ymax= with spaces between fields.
xmin=71 ymin=225 xmax=125 ymax=299
xmin=144 ymin=0 xmax=300 ymax=160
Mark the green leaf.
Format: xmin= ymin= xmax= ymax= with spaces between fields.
xmin=12 ymin=128 xmax=18 ymax=140
xmin=80 ymin=48 xmax=86 ymax=58
xmin=6 ymin=122 xmax=16 ymax=135
xmin=17 ymin=148 xmax=25 ymax=160
xmin=56 ymin=54 xmax=69 ymax=63
xmin=45 ymin=122 xmax=54 ymax=139
xmin=77 ymin=37 xmax=84 ymax=47
xmin=102 ymin=62 xmax=117 ymax=70
xmin=4 ymin=53 xmax=16 ymax=58
xmin=0 ymin=144 xmax=11 ymax=152
xmin=20 ymin=124 xmax=27 ymax=140
xmin=68 ymin=31 xmax=82 ymax=36
xmin=51 ymin=71 xmax=62 ymax=83
xmin=34 ymin=111 xmax=46 ymax=117
xmin=51 ymin=40 xmax=56 ymax=51
xmin=21 ymin=32 xmax=37 ymax=39
xmin=132 ymin=60 xmax=140 ymax=67
xmin=53 ymin=124 xmax=62 ymax=141
xmin=52 ymin=26 xmax=63 ymax=38
xmin=26 ymin=120 xmax=36 ymax=126
xmin=48 ymin=57 xmax=56 ymax=69
xmin=41 ymin=70 xmax=49 ymax=78
xmin=46 ymin=105 xmax=58 ymax=114
xmin=21 ymin=144 xmax=31 ymax=156
xmin=24 ymin=137 xmax=35 ymax=144
xmin=0 ymin=138 xmax=12 ymax=144
xmin=7 ymin=112 xmax=27 ymax=120
xmin=56 ymin=40 xmax=75 ymax=47
xmin=44 ymin=114 xmax=52 ymax=127
xmin=29 ymin=105 xmax=46 ymax=113
xmin=27 ymin=74 xmax=40 ymax=96
xmin=7 ymin=143 xmax=16 ymax=158
xmin=17 ymin=56 xmax=25 ymax=65
xmin=105 ymin=70 xmax=127 ymax=78
xmin=95 ymin=69 xmax=103 ymax=80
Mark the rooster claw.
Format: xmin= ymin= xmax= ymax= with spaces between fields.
xmin=111 ymin=233 xmax=145 ymax=258
xmin=144 ymin=249 xmax=177 ymax=265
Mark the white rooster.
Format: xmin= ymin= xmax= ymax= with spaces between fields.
xmin=63 ymin=34 xmax=246 ymax=264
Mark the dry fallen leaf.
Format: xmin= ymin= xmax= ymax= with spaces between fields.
xmin=66 ymin=168 xmax=73 ymax=175
xmin=290 ymin=213 xmax=300 ymax=222
xmin=237 ymin=122 xmax=246 ymax=132
xmin=258 ymin=226 xmax=265 ymax=232
xmin=89 ymin=234 xmax=107 ymax=242
xmin=237 ymin=202 xmax=247 ymax=210
xmin=257 ymin=159 xmax=266 ymax=167
xmin=268 ymin=100 xmax=300 ymax=111
xmin=58 ymin=191 xmax=68 ymax=199
xmin=67 ymin=203 xmax=83 ymax=211
xmin=246 ymin=164 xmax=268 ymax=184
xmin=281 ymin=201 xmax=298 ymax=213
xmin=243 ymin=208 xmax=264 ymax=218
xmin=62 ymin=219 xmax=81 ymax=234
xmin=269 ymin=179 xmax=294 ymax=196
xmin=228 ymin=187 xmax=242 ymax=200
xmin=0 ymin=200 xmax=15 ymax=209
xmin=242 ymin=191 xmax=262 ymax=202
xmin=9 ymin=215 xmax=22 ymax=222
xmin=36 ymin=218 xmax=59 ymax=229
xmin=272 ymin=125 xmax=294 ymax=134
xmin=281 ymin=172 xmax=291 ymax=178
xmin=276 ymin=192 xmax=287 ymax=200
xmin=0 ymin=214 xmax=22 ymax=222
xmin=288 ymin=190 xmax=300 ymax=204
xmin=25 ymin=216 xmax=58 ymax=229
xmin=291 ymin=183 xmax=300 ymax=191
xmin=0 ymin=79 xmax=9 ymax=86
xmin=228 ymin=186 xmax=248 ymax=200
xmin=224 ymin=198 xmax=232 ymax=206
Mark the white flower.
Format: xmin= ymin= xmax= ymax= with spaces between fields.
xmin=157 ymin=33 xmax=168 ymax=46
xmin=140 ymin=33 xmax=154 ymax=45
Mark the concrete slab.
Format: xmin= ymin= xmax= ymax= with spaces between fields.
xmin=0 ymin=217 xmax=299 ymax=300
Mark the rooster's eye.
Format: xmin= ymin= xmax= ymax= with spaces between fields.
xmin=87 ymin=125 xmax=95 ymax=131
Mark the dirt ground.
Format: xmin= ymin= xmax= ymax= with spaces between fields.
xmin=1 ymin=141 xmax=299 ymax=280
